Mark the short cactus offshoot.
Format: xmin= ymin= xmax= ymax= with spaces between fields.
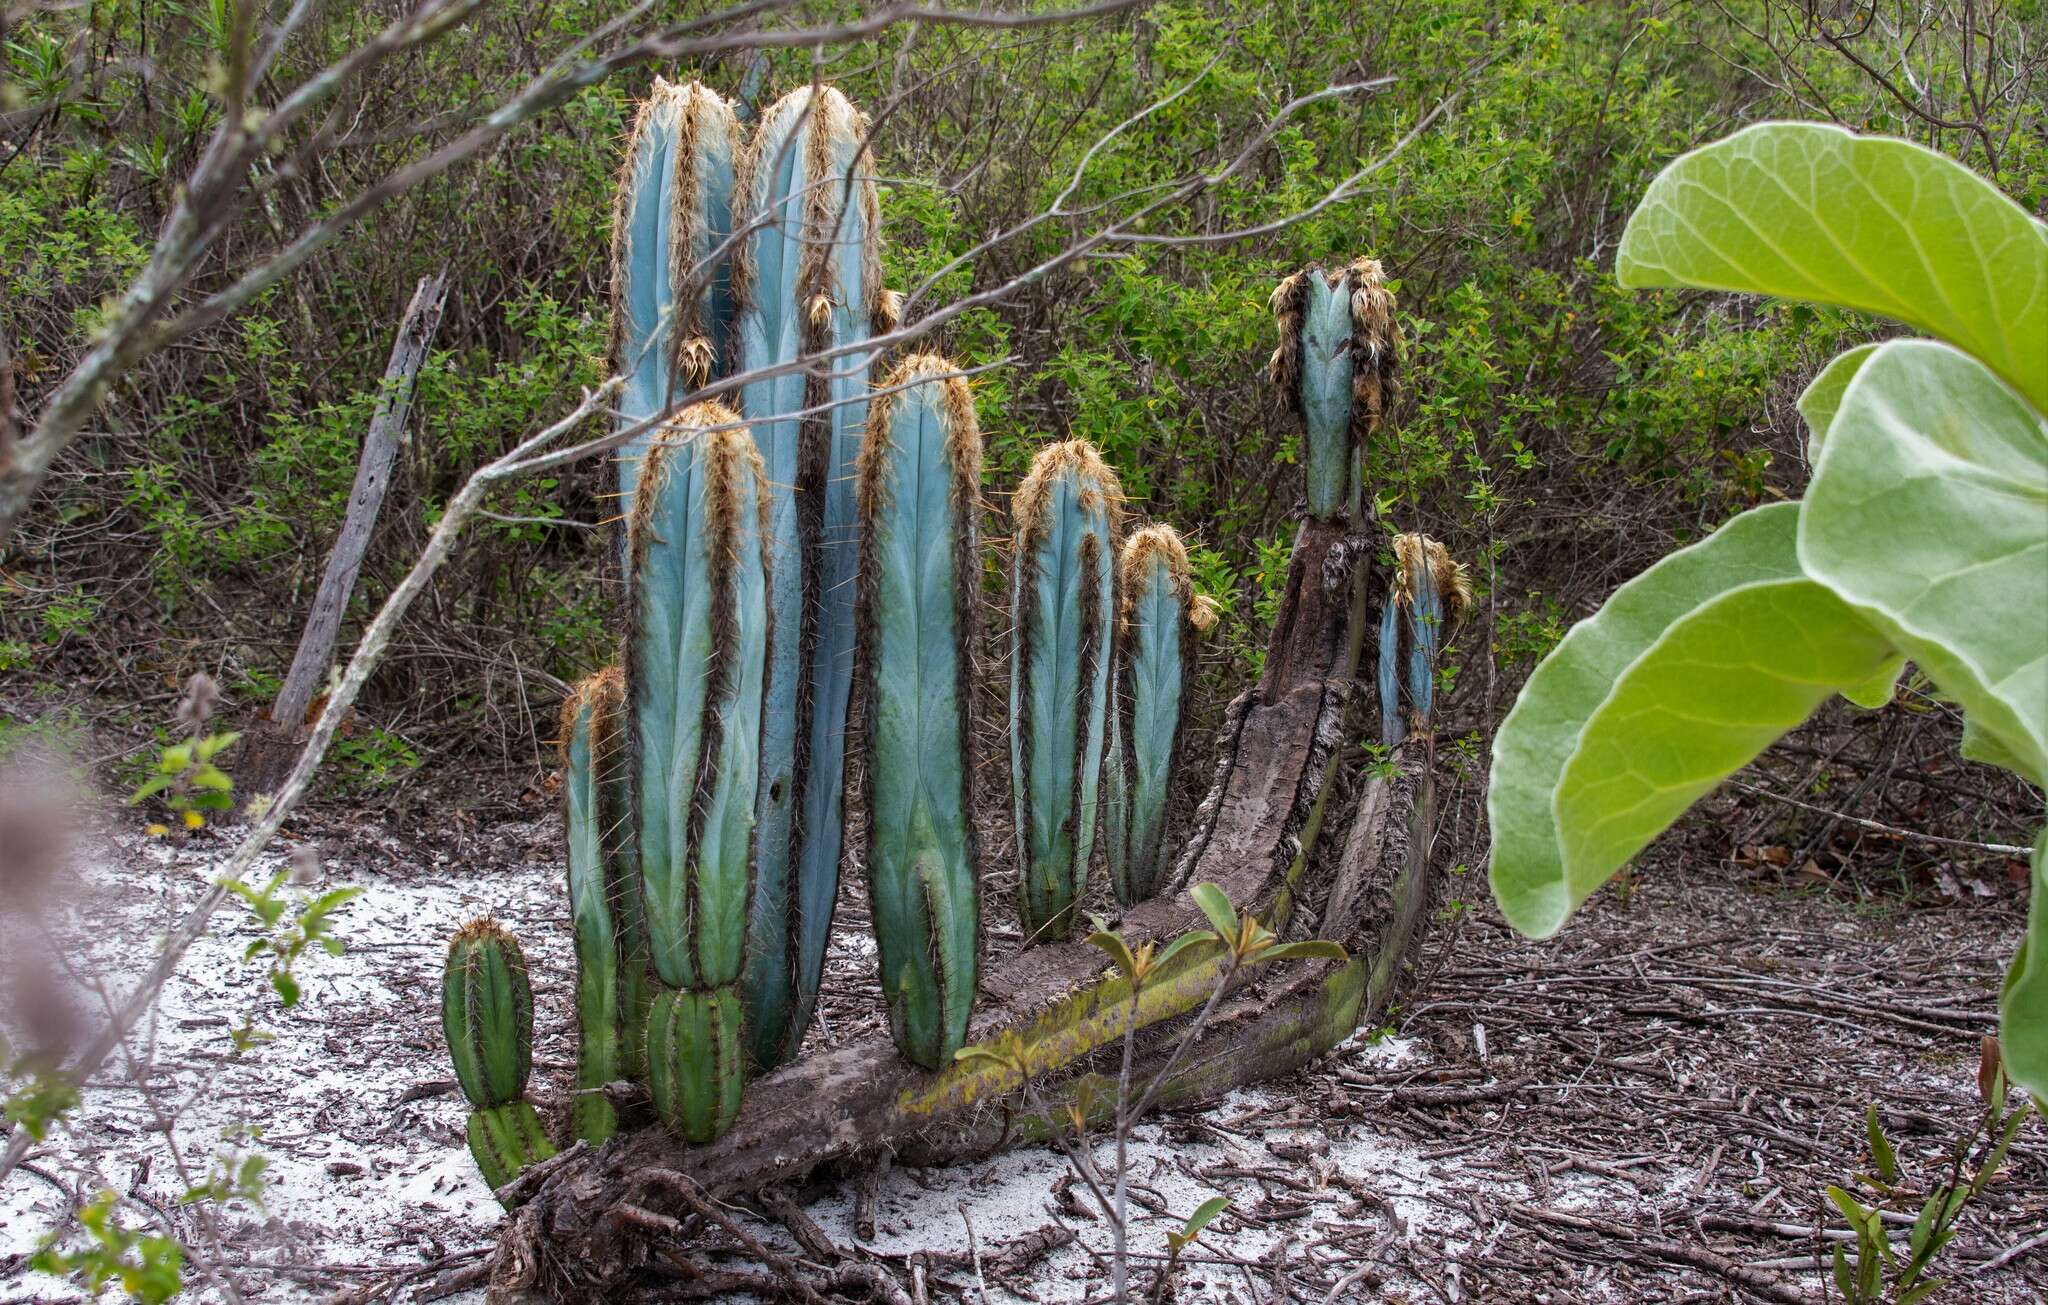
xmin=627 ymin=403 xmax=769 ymax=1141
xmin=1105 ymin=526 xmax=1217 ymax=905
xmin=854 ymin=355 xmax=983 ymax=1069
xmin=1009 ymin=441 xmax=1122 ymax=943
xmin=1269 ymin=256 xmax=1399 ymax=521
xmin=442 ymin=920 xmax=556 ymax=1193
xmin=1379 ymin=533 xmax=1472 ymax=744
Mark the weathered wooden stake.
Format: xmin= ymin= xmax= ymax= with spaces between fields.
xmin=244 ymin=272 xmax=448 ymax=793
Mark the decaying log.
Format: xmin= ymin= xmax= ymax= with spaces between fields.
xmin=488 ymin=519 xmax=1446 ymax=1303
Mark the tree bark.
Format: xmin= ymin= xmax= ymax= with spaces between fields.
xmin=242 ymin=273 xmax=448 ymax=794
xmin=486 ymin=519 xmax=1447 ymax=1304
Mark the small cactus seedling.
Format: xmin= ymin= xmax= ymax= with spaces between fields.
xmin=1105 ymin=526 xmax=1217 ymax=904
xmin=1269 ymin=257 xmax=1399 ymax=521
xmin=1010 ymin=441 xmax=1122 ymax=943
xmin=626 ymin=402 xmax=770 ymax=1141
xmin=855 ymin=355 xmax=982 ymax=1069
xmin=611 ymin=80 xmax=740 ymax=513
xmin=1378 ymin=533 xmax=1471 ymax=744
xmin=561 ymin=668 xmax=651 ymax=1144
xmin=735 ymin=86 xmax=895 ymax=1071
xmin=442 ymin=919 xmax=556 ymax=1192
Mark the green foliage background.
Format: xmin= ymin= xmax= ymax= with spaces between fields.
xmin=3 ymin=0 xmax=2043 ymax=786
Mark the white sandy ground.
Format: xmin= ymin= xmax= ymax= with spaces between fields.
xmin=0 ymin=817 xmax=1996 ymax=1303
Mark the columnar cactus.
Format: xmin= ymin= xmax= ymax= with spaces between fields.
xmin=1269 ymin=257 xmax=1399 ymax=521
xmin=735 ymin=86 xmax=896 ymax=1070
xmin=1105 ymin=526 xmax=1216 ymax=905
xmin=854 ymin=355 xmax=982 ymax=1069
xmin=627 ymin=402 xmax=769 ymax=1141
xmin=1378 ymin=533 xmax=1471 ymax=744
xmin=442 ymin=920 xmax=556 ymax=1192
xmin=610 ymin=79 xmax=740 ymax=513
xmin=561 ymin=668 xmax=650 ymax=1144
xmin=1009 ymin=441 xmax=1121 ymax=943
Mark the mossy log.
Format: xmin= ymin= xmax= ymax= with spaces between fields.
xmin=487 ymin=518 xmax=1443 ymax=1302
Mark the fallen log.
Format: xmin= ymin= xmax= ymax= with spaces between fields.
xmin=487 ymin=518 xmax=1446 ymax=1302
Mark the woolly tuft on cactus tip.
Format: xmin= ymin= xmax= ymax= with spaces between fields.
xmin=855 ymin=353 xmax=983 ymax=1069
xmin=1010 ymin=439 xmax=1123 ymax=943
xmin=1379 ymin=532 xmax=1470 ymax=745
xmin=1105 ymin=524 xmax=1212 ymax=905
xmin=1269 ymin=256 xmax=1401 ymax=521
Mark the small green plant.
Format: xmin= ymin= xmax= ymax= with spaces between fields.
xmin=129 ymin=673 xmax=237 ymax=834
xmin=30 ymin=1191 xmax=183 ymax=1305
xmin=1827 ymin=1041 xmax=2032 ymax=1303
xmin=222 ymin=862 xmax=363 ymax=1047
xmin=1487 ymin=123 xmax=2048 ymax=1099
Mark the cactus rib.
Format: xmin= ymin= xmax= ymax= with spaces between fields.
xmin=855 ymin=354 xmax=983 ymax=1069
xmin=736 ymin=86 xmax=889 ymax=1070
xmin=466 ymin=1101 xmax=557 ymax=1194
xmin=1010 ymin=440 xmax=1122 ymax=943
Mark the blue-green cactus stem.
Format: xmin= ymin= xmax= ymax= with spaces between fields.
xmin=1009 ymin=440 xmax=1122 ymax=943
xmin=561 ymin=667 xmax=650 ymax=1144
xmin=854 ymin=354 xmax=982 ymax=1069
xmin=735 ymin=85 xmax=897 ymax=1071
xmin=1269 ymin=257 xmax=1399 ymax=522
xmin=626 ymin=402 xmax=769 ymax=995
xmin=610 ymin=79 xmax=740 ymax=515
xmin=1106 ymin=525 xmax=1216 ymax=904
xmin=1378 ymin=533 xmax=1469 ymax=745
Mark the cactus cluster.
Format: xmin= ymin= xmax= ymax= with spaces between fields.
xmin=438 ymin=74 xmax=1449 ymax=1192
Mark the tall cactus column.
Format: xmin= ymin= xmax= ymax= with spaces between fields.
xmin=736 ymin=87 xmax=897 ymax=1071
xmin=627 ymin=402 xmax=770 ymax=1142
xmin=854 ymin=355 xmax=982 ymax=1069
xmin=561 ymin=668 xmax=651 ymax=1144
xmin=1268 ymin=256 xmax=1399 ymax=521
xmin=1010 ymin=441 xmax=1121 ymax=943
xmin=609 ymin=80 xmax=740 ymax=512
xmin=1105 ymin=526 xmax=1216 ymax=905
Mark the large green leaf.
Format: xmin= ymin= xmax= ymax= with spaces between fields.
xmin=1796 ymin=342 xmax=1878 ymax=451
xmin=1617 ymin=123 xmax=2048 ymax=415
xmin=1800 ymin=340 xmax=2048 ymax=787
xmin=1489 ymin=502 xmax=1903 ymax=936
xmin=2006 ymin=829 xmax=2048 ymax=1101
